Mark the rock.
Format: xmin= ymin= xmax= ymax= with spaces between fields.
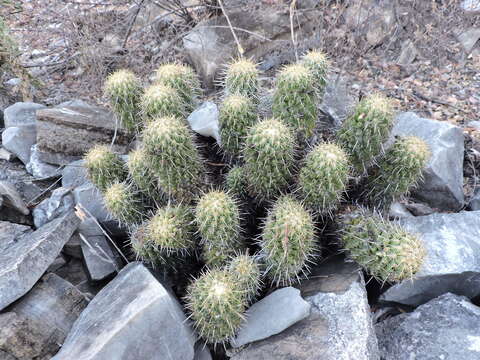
xmin=456 ymin=27 xmax=480 ymax=55
xmin=0 ymin=180 xmax=30 ymax=215
xmin=388 ymin=202 xmax=413 ymax=220
xmin=376 ymin=293 xmax=480 ymax=360
xmin=2 ymin=125 xmax=37 ymax=164
xmin=403 ymin=201 xmax=435 ymax=216
xmin=33 ymin=187 xmax=74 ymax=228
xmin=462 ymin=0 xmax=480 ymax=12
xmin=469 ymin=120 xmax=480 ymax=131
xmin=232 ymin=287 xmax=310 ymax=348
xmin=469 ymin=187 xmax=480 ymax=210
xmin=0 ymin=147 xmax=15 ymax=161
xmin=47 ymin=255 xmax=68 ymax=273
xmin=187 ymin=101 xmax=220 ymax=143
xmin=391 ymin=112 xmax=464 ymax=211
xmin=0 ymin=210 xmax=80 ymax=311
xmin=380 ymin=211 xmax=480 ymax=306
xmin=36 ymin=102 xmax=133 ymax=165
xmin=52 ymin=262 xmax=196 ymax=360
xmin=73 ymin=183 xmax=109 ymax=222
xmin=320 ymin=76 xmax=357 ymax=128
xmin=0 ymin=221 xmax=32 ymax=252
xmin=396 ymin=39 xmax=418 ymax=66
xmin=3 ymin=101 xmax=45 ymax=128
xmin=26 ymin=144 xmax=61 ymax=179
xmin=62 ymin=159 xmax=88 ymax=188
xmin=63 ymin=232 xmax=84 ymax=259
xmin=231 ymin=256 xmax=379 ymax=360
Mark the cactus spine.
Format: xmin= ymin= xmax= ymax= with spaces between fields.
xmin=141 ymin=84 xmax=186 ymax=121
xmin=219 ymin=94 xmax=257 ymax=157
xmin=337 ymin=94 xmax=395 ymax=173
xmin=243 ymin=118 xmax=295 ymax=200
xmin=272 ymin=63 xmax=317 ymax=138
xmin=224 ymin=58 xmax=260 ymax=100
xmin=104 ymin=69 xmax=143 ymax=133
xmin=228 ymin=254 xmax=261 ymax=302
xmin=298 ymin=143 xmax=351 ymax=213
xmin=259 ymin=196 xmax=317 ymax=286
xmin=104 ymin=182 xmax=145 ymax=226
xmin=300 ymin=49 xmax=329 ymax=97
xmin=84 ymin=145 xmax=127 ymax=192
xmin=340 ymin=209 xmax=425 ymax=282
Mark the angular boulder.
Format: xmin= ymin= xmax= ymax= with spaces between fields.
xmin=62 ymin=159 xmax=88 ymax=189
xmin=73 ymin=183 xmax=109 ymax=222
xmin=3 ymin=101 xmax=45 ymax=128
xmin=2 ymin=125 xmax=37 ymax=164
xmin=27 ymin=144 xmax=61 ymax=179
xmin=33 ymin=187 xmax=74 ymax=228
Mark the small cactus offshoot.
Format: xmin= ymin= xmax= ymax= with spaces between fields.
xmin=104 ymin=182 xmax=145 ymax=226
xmin=366 ymin=136 xmax=431 ymax=208
xmin=219 ymin=94 xmax=257 ymax=157
xmin=243 ymin=118 xmax=295 ymax=200
xmin=228 ymin=254 xmax=262 ymax=302
xmin=272 ymin=63 xmax=317 ymax=138
xmin=224 ymin=166 xmax=247 ymax=197
xmin=126 ymin=147 xmax=163 ymax=203
xmin=104 ymin=69 xmax=143 ymax=133
xmin=185 ymin=268 xmax=247 ymax=344
xmin=298 ymin=143 xmax=351 ymax=214
xmin=141 ymin=84 xmax=186 ymax=121
xmin=224 ymin=58 xmax=260 ymax=100
xmin=259 ymin=196 xmax=317 ymax=286
xmin=337 ymin=94 xmax=395 ymax=173
xmin=84 ymin=145 xmax=127 ymax=192
xmin=340 ymin=209 xmax=425 ymax=282
xmin=154 ymin=63 xmax=201 ymax=112
xmin=142 ymin=116 xmax=206 ymax=203
xmin=300 ymin=49 xmax=329 ymax=97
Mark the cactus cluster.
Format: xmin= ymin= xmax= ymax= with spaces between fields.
xmin=141 ymin=83 xmax=186 ymax=121
xmin=84 ymin=145 xmax=127 ymax=192
xmin=224 ymin=58 xmax=260 ymax=100
xmin=300 ymin=49 xmax=329 ymax=97
xmin=103 ymin=182 xmax=145 ymax=226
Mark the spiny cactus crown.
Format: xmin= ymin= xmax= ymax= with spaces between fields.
xmin=126 ymin=147 xmax=162 ymax=203
xmin=84 ymin=144 xmax=127 ymax=192
xmin=228 ymin=254 xmax=262 ymax=302
xmin=300 ymin=49 xmax=329 ymax=95
xmin=141 ymin=83 xmax=186 ymax=121
xmin=224 ymin=58 xmax=259 ymax=100
xmin=103 ymin=182 xmax=145 ymax=226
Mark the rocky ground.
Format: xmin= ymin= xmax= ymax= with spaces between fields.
xmin=1 ymin=0 xmax=480 ymax=359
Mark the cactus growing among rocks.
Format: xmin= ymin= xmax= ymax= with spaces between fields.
xmin=104 ymin=182 xmax=145 ymax=226
xmin=104 ymin=69 xmax=143 ymax=133
xmin=228 ymin=253 xmax=262 ymax=302
xmin=259 ymin=196 xmax=317 ymax=286
xmin=185 ymin=268 xmax=247 ymax=344
xmin=272 ymin=63 xmax=317 ymax=138
xmin=84 ymin=145 xmax=127 ymax=192
xmin=224 ymin=58 xmax=260 ymax=100
xmin=126 ymin=147 xmax=163 ymax=203
xmin=141 ymin=83 xmax=186 ymax=121
xmin=366 ymin=136 xmax=431 ymax=208
xmin=337 ymin=94 xmax=395 ymax=173
xmin=300 ymin=49 xmax=329 ymax=97
xmin=298 ymin=142 xmax=351 ymax=214
xmin=340 ymin=209 xmax=425 ymax=282
xmin=219 ymin=94 xmax=257 ymax=157
xmin=243 ymin=118 xmax=296 ymax=200
xmin=142 ymin=116 xmax=206 ymax=203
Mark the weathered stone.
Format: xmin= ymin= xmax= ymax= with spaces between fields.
xmin=320 ymin=76 xmax=356 ymax=128
xmin=2 ymin=125 xmax=36 ymax=164
xmin=380 ymin=211 xmax=480 ymax=306
xmin=456 ymin=27 xmax=480 ymax=54
xmin=62 ymin=159 xmax=88 ymax=189
xmin=0 ymin=211 xmax=80 ymax=311
xmin=53 ymin=262 xmax=196 ymax=360
xmin=388 ymin=202 xmax=413 ymax=220
xmin=26 ymin=144 xmax=61 ymax=179
xmin=0 ymin=180 xmax=30 ymax=215
xmin=469 ymin=187 xmax=480 ymax=210
xmin=33 ymin=187 xmax=74 ymax=228
xmin=63 ymin=232 xmax=83 ymax=259
xmin=80 ymin=234 xmax=119 ymax=282
xmin=403 ymin=201 xmax=435 ymax=216
xmin=36 ymin=103 xmax=133 ymax=165
xmin=232 ymin=287 xmax=310 ymax=348
xmin=3 ymin=101 xmax=45 ymax=128
xmin=47 ymin=255 xmax=68 ymax=273
xmin=0 ymin=147 xmax=15 ymax=161
xmin=462 ymin=0 xmax=480 ymax=12
xmin=376 ymin=293 xmax=480 ymax=360
xmin=231 ymin=256 xmax=379 ymax=360
xmin=0 ymin=221 xmax=32 ymax=252
xmin=391 ymin=112 xmax=464 ymax=210
xmin=396 ymin=39 xmax=418 ymax=66
xmin=73 ymin=183 xmax=109 ymax=222
xmin=187 ymin=101 xmax=220 ymax=143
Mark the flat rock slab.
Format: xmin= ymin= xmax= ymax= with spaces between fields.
xmin=3 ymin=101 xmax=45 ymax=128
xmin=380 ymin=211 xmax=480 ymax=306
xmin=73 ymin=183 xmax=109 ymax=222
xmin=0 ymin=180 xmax=29 ymax=215
xmin=33 ymin=187 xmax=74 ymax=228
xmin=80 ymin=234 xmax=119 ymax=282
xmin=0 ymin=221 xmax=32 ymax=252
xmin=2 ymin=125 xmax=37 ymax=165
xmin=231 ymin=287 xmax=310 ymax=348
xmin=27 ymin=144 xmax=61 ymax=179
xmin=376 ymin=293 xmax=480 ymax=360
xmin=52 ymin=262 xmax=196 ymax=360
xmin=36 ymin=103 xmax=133 ymax=165
xmin=62 ymin=159 xmax=88 ymax=189
xmin=391 ymin=112 xmax=464 ymax=211
xmin=0 ymin=210 xmax=80 ymax=311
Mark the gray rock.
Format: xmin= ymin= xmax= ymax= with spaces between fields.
xmin=403 ymin=201 xmax=435 ymax=216
xmin=231 ymin=257 xmax=379 ymax=360
xmin=187 ymin=101 xmax=220 ymax=143
xmin=33 ymin=187 xmax=74 ymax=228
xmin=3 ymin=102 xmax=45 ymax=128
xmin=388 ymin=202 xmax=413 ymax=220
xmin=80 ymin=233 xmax=119 ymax=282
xmin=232 ymin=287 xmax=310 ymax=348
xmin=469 ymin=187 xmax=480 ymax=210
xmin=391 ymin=112 xmax=464 ymax=210
xmin=62 ymin=159 xmax=88 ymax=188
xmin=0 ymin=147 xmax=15 ymax=161
xmin=47 ymin=255 xmax=68 ymax=273
xmin=194 ymin=343 xmax=212 ymax=360
xmin=53 ymin=262 xmax=196 ymax=360
xmin=2 ymin=125 xmax=37 ymax=164
xmin=320 ymin=76 xmax=356 ymax=127
xmin=26 ymin=144 xmax=61 ymax=179
xmin=73 ymin=183 xmax=109 ymax=222
xmin=0 ymin=221 xmax=32 ymax=252
xmin=469 ymin=120 xmax=480 ymax=131
xmin=380 ymin=211 xmax=480 ymax=306
xmin=462 ymin=0 xmax=480 ymax=12
xmin=456 ymin=28 xmax=480 ymax=54
xmin=0 ymin=180 xmax=30 ymax=215
xmin=0 ymin=210 xmax=80 ymax=311
xmin=376 ymin=293 xmax=480 ymax=360
xmin=63 ymin=232 xmax=84 ymax=259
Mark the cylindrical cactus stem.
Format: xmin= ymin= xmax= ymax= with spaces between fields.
xmin=224 ymin=166 xmax=247 ymax=197
xmin=130 ymin=223 xmax=158 ymax=263
xmin=103 ymin=181 xmax=146 ymax=226
xmin=272 ymin=63 xmax=317 ymax=138
xmin=104 ymin=69 xmax=143 ymax=133
xmin=154 ymin=63 xmax=201 ymax=113
xmin=300 ymin=49 xmax=329 ymax=98
xmin=298 ymin=142 xmax=351 ymax=214
xmin=227 ymin=253 xmax=262 ymax=302
xmin=337 ymin=94 xmax=395 ymax=174
xmin=142 ymin=116 xmax=206 ymax=203
xmin=259 ymin=195 xmax=318 ymax=286
xmin=340 ymin=208 xmax=425 ymax=282
xmin=243 ymin=118 xmax=296 ymax=200
xmin=185 ymin=268 xmax=247 ymax=345
xmin=219 ymin=94 xmax=257 ymax=157
xmin=141 ymin=84 xmax=186 ymax=121
xmin=224 ymin=58 xmax=260 ymax=100
xmin=366 ymin=136 xmax=431 ymax=208
xmin=84 ymin=145 xmax=127 ymax=192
